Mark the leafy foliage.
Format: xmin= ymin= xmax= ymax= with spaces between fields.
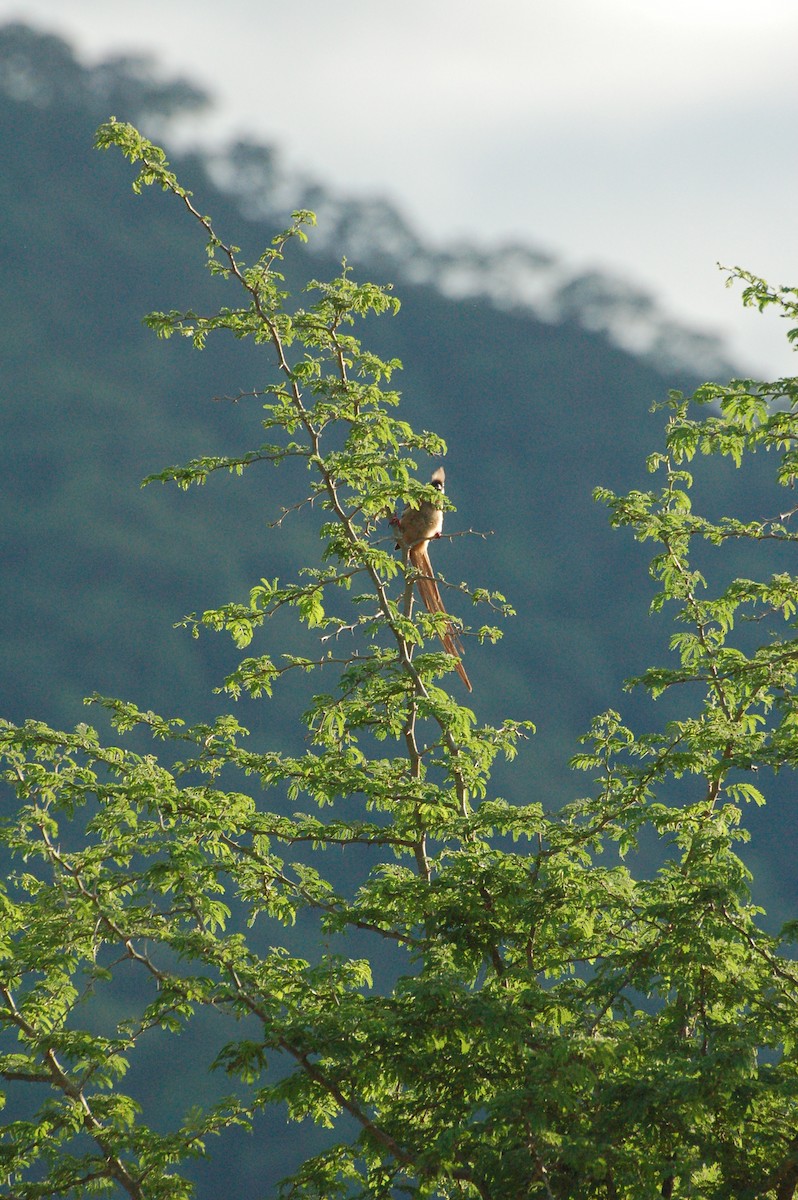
xmin=1 ymin=121 xmax=798 ymax=1199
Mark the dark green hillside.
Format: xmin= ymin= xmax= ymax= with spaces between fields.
xmin=4 ymin=23 xmax=796 ymax=910
xmin=3 ymin=24 xmax=792 ymax=796
xmin=0 ymin=26 xmax=688 ymax=764
xmin=0 ymin=25 xmax=794 ymax=894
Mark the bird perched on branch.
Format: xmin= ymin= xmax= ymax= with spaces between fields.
xmin=390 ymin=466 xmax=472 ymax=692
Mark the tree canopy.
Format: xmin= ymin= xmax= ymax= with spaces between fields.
xmin=1 ymin=120 xmax=798 ymax=1199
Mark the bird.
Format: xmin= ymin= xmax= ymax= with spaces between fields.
xmin=391 ymin=466 xmax=472 ymax=692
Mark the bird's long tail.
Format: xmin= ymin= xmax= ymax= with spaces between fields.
xmin=409 ymin=545 xmax=472 ymax=692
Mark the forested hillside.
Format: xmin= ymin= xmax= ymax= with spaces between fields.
xmin=2 ymin=23 xmax=793 ymax=876
xmin=0 ymin=27 xmax=687 ymax=748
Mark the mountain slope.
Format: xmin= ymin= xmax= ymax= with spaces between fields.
xmin=3 ymin=21 xmax=792 ymax=842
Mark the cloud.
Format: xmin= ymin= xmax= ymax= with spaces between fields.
xmin=3 ymin=0 xmax=798 ymax=373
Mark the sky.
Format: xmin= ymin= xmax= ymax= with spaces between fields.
xmin=5 ymin=0 xmax=798 ymax=376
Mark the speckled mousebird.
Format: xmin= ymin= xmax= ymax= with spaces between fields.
xmin=391 ymin=467 xmax=472 ymax=692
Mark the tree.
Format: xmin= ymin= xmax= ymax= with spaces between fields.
xmin=1 ymin=121 xmax=798 ymax=1199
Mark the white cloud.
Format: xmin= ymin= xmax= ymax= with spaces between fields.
xmin=3 ymin=0 xmax=798 ymax=374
